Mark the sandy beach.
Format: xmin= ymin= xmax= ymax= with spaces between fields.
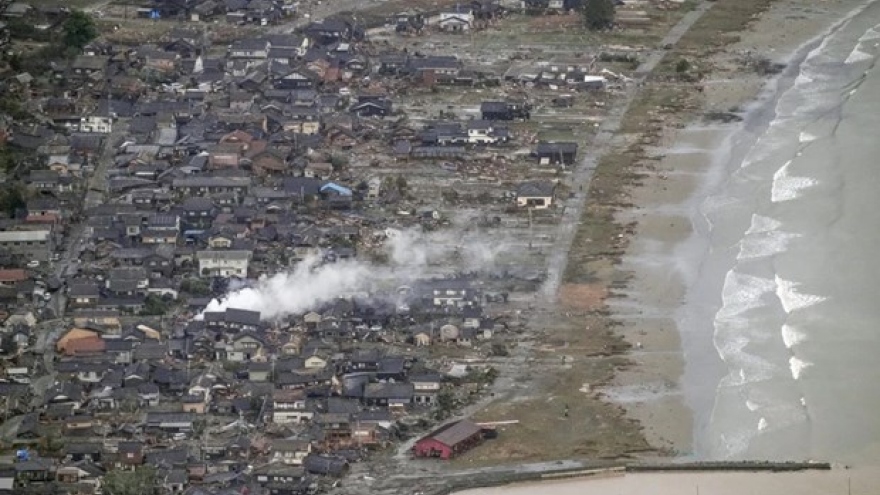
xmin=600 ymin=0 xmax=875 ymax=459
xmin=458 ymin=466 xmax=880 ymax=495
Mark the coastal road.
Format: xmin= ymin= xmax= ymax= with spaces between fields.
xmin=541 ymin=1 xmax=715 ymax=301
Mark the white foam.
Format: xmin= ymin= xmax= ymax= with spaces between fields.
xmin=715 ymin=329 xmax=778 ymax=386
xmin=775 ymin=276 xmax=827 ymax=313
xmin=771 ymin=160 xmax=818 ymax=203
xmin=737 ymin=230 xmax=800 ymax=260
xmin=789 ymin=356 xmax=813 ymax=380
xmin=716 ymin=272 xmax=777 ymax=320
xmin=746 ymin=400 xmax=760 ymax=412
xmin=718 ymin=431 xmax=753 ymax=458
xmin=781 ymin=324 xmax=807 ymax=348
xmin=758 ymin=417 xmax=768 ymax=431
xmin=794 ymin=73 xmax=814 ymax=86
xmin=845 ymin=46 xmax=873 ymax=64
xmin=859 ymin=26 xmax=880 ymax=42
xmin=798 ymin=131 xmax=818 ymax=143
xmin=745 ymin=214 xmax=783 ymax=235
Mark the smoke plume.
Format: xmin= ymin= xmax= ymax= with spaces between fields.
xmin=201 ymin=227 xmax=506 ymax=321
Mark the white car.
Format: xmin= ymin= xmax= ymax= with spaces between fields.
xmin=26 ymin=260 xmax=40 ymax=268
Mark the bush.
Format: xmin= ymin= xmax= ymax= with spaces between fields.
xmin=583 ymin=0 xmax=615 ymax=31
xmin=675 ymin=58 xmax=691 ymax=73
xmin=490 ymin=343 xmax=509 ymax=357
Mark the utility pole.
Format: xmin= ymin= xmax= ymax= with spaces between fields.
xmin=528 ymin=206 xmax=533 ymax=250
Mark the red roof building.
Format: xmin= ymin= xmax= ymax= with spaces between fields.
xmin=25 ymin=213 xmax=60 ymax=224
xmin=412 ymin=419 xmax=484 ymax=460
xmin=0 ymin=269 xmax=28 ymax=287
xmin=62 ymin=335 xmax=107 ymax=356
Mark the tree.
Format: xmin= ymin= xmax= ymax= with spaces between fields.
xmin=0 ymin=335 xmax=17 ymax=356
xmin=437 ymin=389 xmax=455 ymax=412
xmin=63 ymin=10 xmax=98 ymax=51
xmin=7 ymin=53 xmax=22 ymax=72
xmin=102 ymin=466 xmax=156 ymax=495
xmin=140 ymin=294 xmax=170 ymax=316
xmin=0 ymin=184 xmax=25 ymax=217
xmin=37 ymin=435 xmax=65 ymax=457
xmin=181 ymin=278 xmax=211 ymax=296
xmin=583 ymin=0 xmax=615 ymax=30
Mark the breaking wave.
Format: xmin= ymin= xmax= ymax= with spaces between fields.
xmin=789 ymin=356 xmax=813 ymax=380
xmin=774 ymin=275 xmax=827 ymax=314
xmin=771 ymin=160 xmax=819 ymax=202
xmin=781 ymin=324 xmax=808 ymax=349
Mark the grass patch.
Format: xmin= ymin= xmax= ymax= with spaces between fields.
xmin=677 ymin=0 xmax=774 ymax=51
xmin=454 ymin=314 xmax=648 ymax=467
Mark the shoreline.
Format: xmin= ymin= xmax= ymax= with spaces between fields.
xmin=603 ymin=0 xmax=875 ymax=460
xmin=456 ymin=465 xmax=880 ymax=495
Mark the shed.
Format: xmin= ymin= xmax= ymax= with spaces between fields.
xmin=412 ymin=419 xmax=484 ymax=459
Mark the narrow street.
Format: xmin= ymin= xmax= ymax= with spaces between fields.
xmin=48 ymin=119 xmax=128 ymax=314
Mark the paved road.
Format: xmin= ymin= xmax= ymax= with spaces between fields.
xmin=50 ymin=121 xmax=128 ymax=294
xmin=541 ymin=1 xmax=714 ymax=301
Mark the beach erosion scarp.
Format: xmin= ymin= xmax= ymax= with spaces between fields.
xmin=602 ymin=0 xmax=880 ymax=464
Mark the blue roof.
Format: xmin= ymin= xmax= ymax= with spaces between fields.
xmin=321 ymin=182 xmax=352 ymax=196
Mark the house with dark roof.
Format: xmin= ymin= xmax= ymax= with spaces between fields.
xmin=362 ymin=382 xmax=414 ymax=409
xmin=515 ymin=180 xmax=556 ymax=209
xmin=302 ymin=454 xmax=349 ymax=477
xmin=304 ymin=19 xmax=352 ymax=45
xmin=480 ymin=101 xmax=530 ymax=120
xmin=350 ymin=95 xmax=392 ymax=118
xmin=534 ymin=141 xmax=578 ymax=165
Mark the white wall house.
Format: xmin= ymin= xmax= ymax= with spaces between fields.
xmin=197 ymin=250 xmax=251 ymax=277
xmin=272 ymin=391 xmax=314 ymax=424
xmin=0 ymin=230 xmax=53 ymax=261
xmin=80 ymin=115 xmax=113 ymax=133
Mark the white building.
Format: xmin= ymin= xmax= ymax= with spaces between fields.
xmin=439 ymin=6 xmax=475 ymax=32
xmin=0 ymin=230 xmax=53 ymax=261
xmin=80 ymin=115 xmax=113 ymax=133
xmin=272 ymin=390 xmax=314 ymax=424
xmin=197 ymin=250 xmax=251 ymax=277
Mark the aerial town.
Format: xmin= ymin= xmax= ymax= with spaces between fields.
xmin=0 ymin=0 xmax=693 ymax=493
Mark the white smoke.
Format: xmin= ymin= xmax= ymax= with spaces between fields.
xmin=202 ymin=255 xmax=376 ymax=320
xmin=200 ymin=226 xmax=506 ymax=321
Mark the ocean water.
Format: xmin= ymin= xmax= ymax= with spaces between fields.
xmin=679 ymin=0 xmax=880 ymax=463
